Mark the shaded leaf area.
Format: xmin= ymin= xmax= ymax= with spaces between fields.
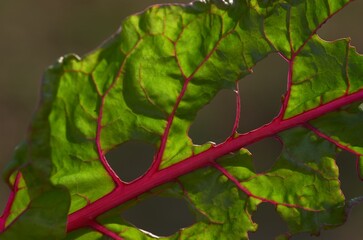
xmin=309 ymin=102 xmax=363 ymax=180
xmin=65 ymin=132 xmax=344 ymax=239
xmin=65 ymin=150 xmax=256 ymax=240
xmin=1 ymin=0 xmax=362 ymax=239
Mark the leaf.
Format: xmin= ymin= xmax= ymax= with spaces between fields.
xmin=1 ymin=0 xmax=362 ymax=239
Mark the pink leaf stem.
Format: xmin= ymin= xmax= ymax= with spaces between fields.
xmin=67 ymin=88 xmax=363 ymax=232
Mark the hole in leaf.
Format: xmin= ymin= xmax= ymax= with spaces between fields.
xmin=246 ymin=137 xmax=282 ymax=173
xmin=291 ymin=201 xmax=363 ymax=240
xmin=336 ymin=150 xmax=363 ymax=200
xmin=122 ymin=196 xmax=195 ymax=237
xmin=189 ymin=89 xmax=236 ymax=144
xmin=317 ymin=1 xmax=363 ymax=53
xmin=249 ymin=203 xmax=288 ymax=239
xmin=238 ymin=53 xmax=287 ymax=133
xmin=106 ymin=141 xmax=156 ymax=183
xmin=254 ymin=151 xmax=363 ymax=240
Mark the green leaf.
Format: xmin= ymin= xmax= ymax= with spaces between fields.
xmin=1 ymin=0 xmax=362 ymax=239
xmin=310 ymin=102 xmax=363 ymax=180
xmin=67 ymin=150 xmax=258 ymax=240
xmin=284 ymin=36 xmax=361 ymax=118
xmin=1 ymin=186 xmax=70 ymax=240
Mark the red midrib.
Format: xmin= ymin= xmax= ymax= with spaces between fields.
xmin=67 ymin=88 xmax=363 ymax=232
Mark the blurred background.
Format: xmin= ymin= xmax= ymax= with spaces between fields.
xmin=0 ymin=0 xmax=362 ymax=239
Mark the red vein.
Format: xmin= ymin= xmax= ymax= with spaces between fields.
xmin=67 ymin=88 xmax=363 ymax=232
xmin=94 ymin=39 xmax=143 ymax=187
xmin=305 ymin=123 xmax=360 ymax=155
xmin=146 ymin=31 xmax=233 ymax=175
xmin=90 ymin=74 xmax=102 ymax=97
xmin=2 ymin=2 xmax=358 ymax=237
xmin=75 ymin=193 xmax=91 ymax=205
xmin=96 ymin=96 xmax=124 ymax=187
xmin=137 ymin=64 xmax=167 ymax=116
xmin=89 ymin=220 xmax=124 ymax=240
xmin=278 ymin=56 xmax=293 ymax=119
xmin=0 ymin=172 xmax=22 ymax=232
xmin=278 ymin=0 xmax=354 ymax=118
xmin=212 ymin=163 xmax=320 ymax=211
xmin=344 ymin=40 xmax=351 ymax=94
xmin=145 ymin=73 xmax=189 ymax=175
xmin=230 ymin=81 xmax=241 ymax=137
xmin=68 ymin=0 xmax=359 ymax=232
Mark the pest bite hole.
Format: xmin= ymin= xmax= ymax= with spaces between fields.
xmin=248 ymin=203 xmax=288 ymax=240
xmin=105 ymin=140 xmax=156 ymax=183
xmin=336 ymin=150 xmax=363 ymax=200
xmin=122 ymin=196 xmax=195 ymax=237
xmin=317 ymin=0 xmax=363 ymax=53
xmin=246 ymin=137 xmax=282 ymax=173
xmin=189 ymin=89 xmax=236 ymax=145
xmin=238 ymin=53 xmax=288 ymax=133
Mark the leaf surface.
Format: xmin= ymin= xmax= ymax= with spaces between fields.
xmin=1 ymin=0 xmax=362 ymax=239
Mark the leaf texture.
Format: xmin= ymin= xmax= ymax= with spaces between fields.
xmin=1 ymin=0 xmax=362 ymax=239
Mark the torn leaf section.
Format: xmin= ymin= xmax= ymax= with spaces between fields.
xmin=260 ymin=0 xmax=350 ymax=58
xmin=251 ymin=127 xmax=344 ymax=235
xmin=217 ymin=129 xmax=345 ymax=237
xmin=288 ymin=0 xmax=350 ymax=52
xmin=77 ymin=137 xmax=345 ymax=238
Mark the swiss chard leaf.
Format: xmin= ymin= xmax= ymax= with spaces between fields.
xmin=1 ymin=0 xmax=362 ymax=239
